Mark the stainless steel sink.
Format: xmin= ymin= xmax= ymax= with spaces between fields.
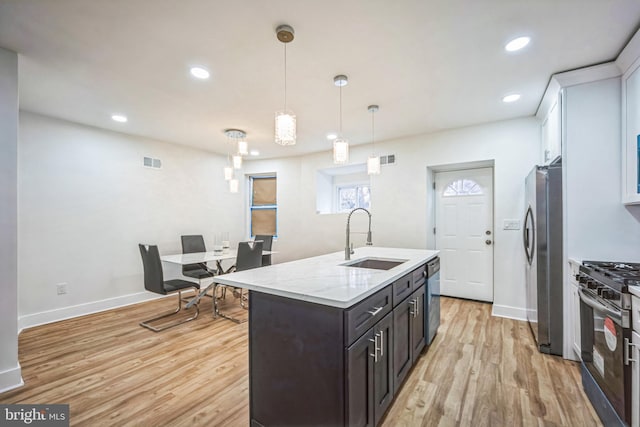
xmin=341 ymin=257 xmax=408 ymax=270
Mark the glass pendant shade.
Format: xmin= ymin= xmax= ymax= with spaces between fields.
xmin=275 ymin=111 xmax=296 ymax=145
xmin=333 ymin=138 xmax=349 ymax=164
xmin=367 ymin=155 xmax=381 ymax=175
xmin=232 ymin=154 xmax=243 ymax=169
xmin=223 ymin=165 xmax=233 ymax=181
xmin=238 ymin=140 xmax=249 ymax=155
xmin=229 ymin=178 xmax=239 ymax=193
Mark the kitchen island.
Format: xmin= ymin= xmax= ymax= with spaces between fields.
xmin=214 ymin=247 xmax=439 ymax=427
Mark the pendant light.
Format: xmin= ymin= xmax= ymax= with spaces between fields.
xmin=274 ymin=25 xmax=296 ymax=146
xmin=223 ymin=163 xmax=233 ymax=181
xmin=229 ymin=178 xmax=239 ymax=193
xmin=367 ymin=105 xmax=380 ymax=175
xmin=224 ymin=129 xmax=246 ymax=170
xmin=333 ymin=75 xmax=349 ymax=164
xmin=237 ymin=139 xmax=249 ymax=156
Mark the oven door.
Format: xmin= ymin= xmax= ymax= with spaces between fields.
xmin=580 ymin=288 xmax=632 ymax=425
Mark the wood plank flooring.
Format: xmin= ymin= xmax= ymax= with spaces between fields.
xmin=1 ymin=296 xmax=601 ymax=426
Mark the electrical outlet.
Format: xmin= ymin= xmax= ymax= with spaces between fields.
xmin=56 ymin=283 xmax=67 ymax=295
xmin=503 ymin=219 xmax=521 ymax=230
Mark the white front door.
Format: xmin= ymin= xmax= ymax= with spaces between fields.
xmin=435 ymin=168 xmax=494 ymax=302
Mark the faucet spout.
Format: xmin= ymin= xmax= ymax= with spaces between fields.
xmin=345 ymin=208 xmax=373 ymax=260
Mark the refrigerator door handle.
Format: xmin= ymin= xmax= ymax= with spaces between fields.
xmin=523 ymin=206 xmax=535 ymax=265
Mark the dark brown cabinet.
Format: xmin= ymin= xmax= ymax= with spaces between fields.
xmin=346 ymin=312 xmax=393 ymax=427
xmin=248 ymin=261 xmax=432 ymax=427
xmin=393 ymin=286 xmax=426 ymax=392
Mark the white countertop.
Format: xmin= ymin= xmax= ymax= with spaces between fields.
xmin=630 ymin=285 xmax=640 ymax=298
xmin=212 ymin=247 xmax=439 ymax=308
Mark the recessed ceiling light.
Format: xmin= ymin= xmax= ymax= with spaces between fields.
xmin=249 ymin=150 xmax=260 ymax=156
xmin=502 ymin=94 xmax=521 ymax=103
xmin=505 ymin=36 xmax=530 ymax=52
xmin=326 ymin=133 xmax=337 ymax=140
xmin=111 ymin=114 xmax=128 ymax=123
xmin=190 ymin=66 xmax=210 ymax=79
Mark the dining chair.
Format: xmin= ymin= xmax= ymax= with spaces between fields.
xmin=181 ymin=235 xmax=216 ymax=286
xmin=213 ymin=240 xmax=263 ymax=323
xmin=254 ymin=234 xmax=274 ymax=266
xmin=138 ymin=244 xmax=200 ymax=332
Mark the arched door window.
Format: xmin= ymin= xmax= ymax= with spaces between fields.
xmin=442 ymin=179 xmax=483 ymax=197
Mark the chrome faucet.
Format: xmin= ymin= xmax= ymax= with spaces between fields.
xmin=345 ymin=208 xmax=373 ymax=260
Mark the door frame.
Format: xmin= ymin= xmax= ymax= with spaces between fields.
xmin=426 ymin=160 xmax=496 ymax=300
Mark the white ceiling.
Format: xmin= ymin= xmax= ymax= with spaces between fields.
xmin=1 ymin=1 xmax=639 ymax=159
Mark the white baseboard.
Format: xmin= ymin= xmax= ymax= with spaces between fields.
xmin=491 ymin=304 xmax=527 ymax=321
xmin=18 ymin=292 xmax=163 ymax=332
xmin=0 ymin=364 xmax=23 ymax=393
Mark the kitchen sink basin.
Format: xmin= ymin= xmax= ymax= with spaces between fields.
xmin=341 ymin=257 xmax=408 ymax=270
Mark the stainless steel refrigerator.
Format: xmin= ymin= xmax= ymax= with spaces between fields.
xmin=523 ymin=160 xmax=563 ymax=356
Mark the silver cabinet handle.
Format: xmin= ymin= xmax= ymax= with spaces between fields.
xmin=369 ymin=333 xmax=380 ymax=363
xmin=367 ymin=306 xmax=384 ymax=316
xmin=409 ymin=297 xmax=420 ymax=318
xmin=625 ymin=338 xmax=638 ymax=366
xmin=379 ymin=330 xmax=384 ymax=357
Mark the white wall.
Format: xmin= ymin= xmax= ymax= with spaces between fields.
xmin=565 ymin=77 xmax=640 ymax=261
xmin=17 ymin=112 xmax=245 ymax=328
xmin=245 ymin=117 xmax=541 ymax=318
xmin=0 ymin=47 xmax=21 ymax=392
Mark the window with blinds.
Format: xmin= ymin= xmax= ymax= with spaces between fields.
xmin=250 ymin=176 xmax=277 ymax=237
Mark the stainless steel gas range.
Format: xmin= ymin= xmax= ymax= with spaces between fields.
xmin=577 ymin=261 xmax=640 ymax=427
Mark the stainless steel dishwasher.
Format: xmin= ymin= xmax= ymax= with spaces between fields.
xmin=426 ymin=257 xmax=440 ymax=345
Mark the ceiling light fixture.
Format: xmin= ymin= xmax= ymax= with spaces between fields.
xmin=249 ymin=150 xmax=260 ymax=156
xmin=505 ymin=36 xmax=530 ymax=52
xmin=223 ymin=129 xmax=247 ymax=186
xmin=333 ymin=75 xmax=349 ymax=164
xmin=502 ymin=93 xmax=521 ymax=103
xmin=274 ymin=25 xmax=296 ymax=146
xmin=326 ymin=133 xmax=337 ymax=140
xmin=111 ymin=114 xmax=128 ymax=123
xmin=367 ymin=105 xmax=380 ymax=175
xmin=190 ymin=66 xmax=210 ymax=79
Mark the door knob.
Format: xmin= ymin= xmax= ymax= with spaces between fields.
xmin=485 ymin=240 xmax=492 ymax=245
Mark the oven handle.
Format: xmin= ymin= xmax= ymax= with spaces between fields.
xmin=578 ymin=288 xmax=623 ymax=325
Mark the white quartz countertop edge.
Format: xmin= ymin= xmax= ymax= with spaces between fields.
xmin=213 ymin=247 xmax=439 ymax=308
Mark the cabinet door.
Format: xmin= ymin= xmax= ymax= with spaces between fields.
xmin=542 ymin=98 xmax=561 ymax=164
xmin=373 ymin=313 xmax=394 ymax=425
xmin=632 ymin=331 xmax=639 ymax=427
xmin=411 ymin=286 xmax=426 ymax=361
xmin=393 ymin=297 xmax=412 ymax=393
xmin=623 ymin=62 xmax=640 ymax=204
xmin=571 ymin=284 xmax=581 ymax=359
xmin=346 ymin=329 xmax=375 ymax=427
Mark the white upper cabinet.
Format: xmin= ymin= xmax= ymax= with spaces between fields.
xmin=622 ymin=59 xmax=640 ymax=204
xmin=619 ymin=29 xmax=640 ymax=205
xmin=541 ymin=97 xmax=562 ymax=165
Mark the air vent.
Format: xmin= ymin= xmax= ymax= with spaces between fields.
xmin=380 ymin=154 xmax=396 ymax=166
xmin=143 ymin=156 xmax=162 ymax=169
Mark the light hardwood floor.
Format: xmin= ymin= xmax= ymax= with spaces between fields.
xmin=1 ymin=296 xmax=601 ymax=426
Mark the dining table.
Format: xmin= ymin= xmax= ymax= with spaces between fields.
xmin=160 ymin=248 xmax=276 ymax=315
